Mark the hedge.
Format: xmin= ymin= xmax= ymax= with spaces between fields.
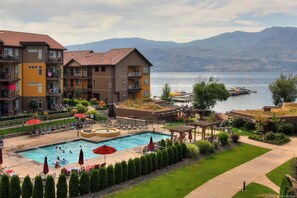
xmin=107 ymin=165 xmax=115 ymax=187
xmin=121 ymin=161 xmax=128 ymax=182
xmin=0 ymin=174 xmax=10 ymax=198
xmin=134 ymin=157 xmax=142 ymax=178
xmin=114 ymin=162 xmax=123 ymax=184
xmin=99 ymin=168 xmax=108 ymax=190
xmin=146 ymin=154 xmax=153 ymax=174
xmin=151 ymin=153 xmax=157 ymax=172
xmin=140 ymin=156 xmax=148 ymax=175
xmin=69 ymin=172 xmax=79 ymax=197
xmin=157 ymin=150 xmax=163 ymax=170
xmin=56 ymin=174 xmax=68 ymax=198
xmin=172 ymin=146 xmax=178 ymax=163
xmin=176 ymin=143 xmax=183 ymax=161
xmin=9 ymin=175 xmax=21 ymax=198
xmin=167 ymin=146 xmax=174 ymax=165
xmin=90 ymin=169 xmax=100 ymax=193
xmin=45 ymin=175 xmax=55 ymax=198
xmin=32 ymin=176 xmax=43 ymax=198
xmin=162 ymin=149 xmax=169 ymax=167
xmin=79 ymin=171 xmax=90 ymax=195
xmin=22 ymin=175 xmax=33 ymax=198
xmin=128 ymin=159 xmax=136 ymax=180
xmin=181 ymin=143 xmax=187 ymax=159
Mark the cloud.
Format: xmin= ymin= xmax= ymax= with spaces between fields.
xmin=1 ymin=0 xmax=297 ymax=45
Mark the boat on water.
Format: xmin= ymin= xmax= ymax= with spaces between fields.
xmin=228 ymin=87 xmax=257 ymax=96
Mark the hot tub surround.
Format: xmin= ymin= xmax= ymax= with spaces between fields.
xmin=80 ymin=128 xmax=120 ymax=138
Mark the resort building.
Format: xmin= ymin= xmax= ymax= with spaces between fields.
xmin=0 ymin=30 xmax=65 ymax=114
xmin=63 ymin=48 xmax=152 ymax=103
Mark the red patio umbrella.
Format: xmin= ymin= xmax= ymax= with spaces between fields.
xmin=74 ymin=113 xmax=86 ymax=119
xmin=0 ymin=148 xmax=3 ymax=165
xmin=93 ymin=145 xmax=117 ymax=163
xmin=147 ymin=137 xmax=155 ymax=151
xmin=78 ymin=148 xmax=84 ymax=166
xmin=188 ymin=132 xmax=193 ymax=143
xmin=43 ymin=157 xmax=49 ymax=175
xmin=26 ymin=119 xmax=42 ymax=130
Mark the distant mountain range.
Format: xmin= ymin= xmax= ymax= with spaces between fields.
xmin=66 ymin=27 xmax=297 ymax=72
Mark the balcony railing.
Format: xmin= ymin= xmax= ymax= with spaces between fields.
xmin=0 ymin=54 xmax=20 ymax=62
xmin=47 ymin=88 xmax=61 ymax=96
xmin=128 ymin=85 xmax=142 ymax=92
xmin=47 ymin=57 xmax=62 ymax=63
xmin=128 ymin=72 xmax=142 ymax=78
xmin=64 ymin=74 xmax=92 ymax=79
xmin=0 ymin=90 xmax=19 ymax=98
xmin=0 ymin=73 xmax=20 ymax=81
xmin=46 ymin=72 xmax=61 ymax=79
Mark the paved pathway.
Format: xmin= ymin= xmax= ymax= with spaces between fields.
xmin=186 ymin=136 xmax=297 ymax=198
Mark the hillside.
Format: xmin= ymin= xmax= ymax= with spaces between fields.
xmin=66 ymin=27 xmax=297 ymax=72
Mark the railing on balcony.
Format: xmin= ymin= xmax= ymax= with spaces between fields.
xmin=0 ymin=90 xmax=19 ymax=98
xmin=47 ymin=56 xmax=62 ymax=63
xmin=47 ymin=88 xmax=61 ymax=96
xmin=128 ymin=72 xmax=142 ymax=77
xmin=46 ymin=72 xmax=61 ymax=79
xmin=128 ymin=85 xmax=142 ymax=92
xmin=0 ymin=54 xmax=20 ymax=62
xmin=0 ymin=73 xmax=20 ymax=81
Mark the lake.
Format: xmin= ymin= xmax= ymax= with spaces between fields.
xmin=150 ymin=71 xmax=281 ymax=113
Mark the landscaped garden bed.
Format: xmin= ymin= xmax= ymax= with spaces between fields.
xmin=248 ymin=132 xmax=290 ymax=145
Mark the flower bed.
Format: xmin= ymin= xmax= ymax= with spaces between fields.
xmin=249 ymin=132 xmax=290 ymax=145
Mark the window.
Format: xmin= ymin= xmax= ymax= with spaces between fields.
xmin=123 ymin=81 xmax=126 ymax=85
xmin=28 ymin=49 xmax=37 ymax=53
xmin=15 ymin=65 xmax=19 ymax=74
xmin=38 ymin=83 xmax=42 ymax=93
xmin=38 ymin=49 xmax=42 ymax=60
xmin=38 ymin=66 xmax=42 ymax=75
xmin=14 ymin=49 xmax=19 ymax=59
xmin=76 ymin=68 xmax=80 ymax=73
xmin=143 ymin=67 xmax=149 ymax=74
xmin=38 ymin=99 xmax=43 ymax=109
xmin=144 ymin=91 xmax=149 ymax=97
xmin=144 ymin=79 xmax=149 ymax=85
xmin=76 ymin=79 xmax=80 ymax=85
xmin=93 ymin=80 xmax=96 ymax=85
xmin=95 ymin=66 xmax=99 ymax=72
xmin=4 ymin=48 xmax=13 ymax=56
xmin=101 ymin=66 xmax=105 ymax=72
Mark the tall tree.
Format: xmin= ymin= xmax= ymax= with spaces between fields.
xmin=160 ymin=83 xmax=172 ymax=101
xmin=192 ymin=77 xmax=229 ymax=119
xmin=269 ymin=74 xmax=297 ymax=106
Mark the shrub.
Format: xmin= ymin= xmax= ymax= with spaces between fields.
xmin=22 ymin=175 xmax=33 ymax=198
xmin=107 ymin=165 xmax=115 ymax=187
xmin=279 ymin=123 xmax=294 ymax=135
xmin=114 ymin=162 xmax=123 ymax=184
xmin=167 ymin=146 xmax=174 ymax=165
xmin=162 ymin=149 xmax=169 ymax=167
xmin=244 ymin=122 xmax=255 ymax=130
xmin=140 ymin=156 xmax=148 ymax=175
xmin=186 ymin=143 xmax=200 ymax=158
xmin=79 ymin=171 xmax=90 ymax=195
xmin=90 ymin=98 xmax=97 ymax=105
xmin=9 ymin=175 xmax=21 ymax=198
xmin=195 ymin=140 xmax=214 ymax=154
xmin=280 ymin=176 xmax=294 ymax=196
xmin=69 ymin=172 xmax=79 ymax=197
xmin=0 ymin=174 xmax=10 ymax=198
xmin=76 ymin=104 xmax=88 ymax=113
xmin=98 ymin=168 xmax=108 ymax=190
xmin=90 ymin=169 xmax=100 ymax=193
xmin=232 ymin=118 xmax=245 ymax=128
xmin=81 ymin=100 xmax=90 ymax=107
xmin=63 ymin=98 xmax=71 ymax=105
xmin=32 ymin=176 xmax=43 ymax=198
xmin=56 ymin=174 xmax=67 ymax=198
xmin=73 ymin=99 xmax=80 ymax=106
xmin=134 ymin=157 xmax=142 ymax=177
xmin=176 ymin=143 xmax=183 ymax=161
xmin=160 ymin=139 xmax=166 ymax=149
xmin=151 ymin=153 xmax=157 ymax=172
xmin=157 ymin=150 xmax=163 ymax=170
xmin=121 ymin=161 xmax=128 ymax=181
xmin=172 ymin=146 xmax=178 ymax=163
xmin=146 ymin=154 xmax=153 ymax=174
xmin=231 ymin=134 xmax=240 ymax=143
xmin=265 ymin=132 xmax=276 ymax=141
xmin=181 ymin=143 xmax=187 ymax=159
xmin=166 ymin=139 xmax=172 ymax=147
xmin=218 ymin=132 xmax=229 ymax=146
xmin=128 ymin=159 xmax=136 ymax=179
xmin=45 ymin=175 xmax=55 ymax=198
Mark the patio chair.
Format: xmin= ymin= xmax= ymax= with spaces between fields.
xmin=100 ymin=163 xmax=106 ymax=167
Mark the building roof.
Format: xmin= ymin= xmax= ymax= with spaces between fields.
xmin=0 ymin=30 xmax=65 ymax=50
xmin=64 ymin=48 xmax=153 ymax=66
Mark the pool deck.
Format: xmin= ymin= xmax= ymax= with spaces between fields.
xmin=0 ymin=123 xmax=169 ymax=178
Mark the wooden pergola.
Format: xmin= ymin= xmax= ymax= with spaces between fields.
xmin=168 ymin=125 xmax=194 ymax=143
xmin=190 ymin=121 xmax=221 ymax=141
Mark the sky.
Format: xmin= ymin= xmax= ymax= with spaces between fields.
xmin=1 ymin=0 xmax=297 ymax=45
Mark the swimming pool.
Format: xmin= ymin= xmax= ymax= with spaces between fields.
xmin=17 ymin=132 xmax=170 ymax=167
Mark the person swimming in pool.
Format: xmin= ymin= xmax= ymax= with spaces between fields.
xmin=69 ymin=150 xmax=72 ymax=154
xmin=56 ymin=156 xmax=60 ymax=160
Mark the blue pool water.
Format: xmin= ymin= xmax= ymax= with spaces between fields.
xmin=18 ymin=132 xmax=170 ymax=167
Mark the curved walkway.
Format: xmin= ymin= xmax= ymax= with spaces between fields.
xmin=186 ymin=136 xmax=297 ymax=198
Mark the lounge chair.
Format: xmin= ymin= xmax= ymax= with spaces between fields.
xmin=100 ymin=163 xmax=106 ymax=167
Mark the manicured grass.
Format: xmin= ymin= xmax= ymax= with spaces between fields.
xmin=232 ymin=127 xmax=255 ymax=136
xmin=0 ymin=118 xmax=78 ymax=136
xmin=108 ymin=144 xmax=270 ymax=198
xmin=164 ymin=121 xmax=184 ymax=129
xmin=233 ymin=182 xmax=278 ymax=198
xmin=266 ymin=159 xmax=292 ymax=186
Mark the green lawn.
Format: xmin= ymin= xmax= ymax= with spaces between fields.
xmin=0 ymin=118 xmax=78 ymax=136
xmin=233 ymin=182 xmax=278 ymax=198
xmin=164 ymin=121 xmax=184 ymax=129
xmin=232 ymin=127 xmax=255 ymax=136
xmin=108 ymin=144 xmax=270 ymax=198
xmin=266 ymin=159 xmax=292 ymax=186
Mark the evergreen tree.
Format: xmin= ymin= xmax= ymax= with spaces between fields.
xmin=22 ymin=175 xmax=33 ymax=198
xmin=32 ymin=176 xmax=43 ymax=198
xmin=79 ymin=171 xmax=90 ymax=195
xmin=157 ymin=150 xmax=163 ymax=170
xmin=90 ymin=169 xmax=100 ymax=193
xmin=69 ymin=172 xmax=79 ymax=197
xmin=151 ymin=153 xmax=157 ymax=172
xmin=107 ymin=165 xmax=115 ymax=187
xmin=162 ymin=149 xmax=169 ymax=167
xmin=121 ymin=161 xmax=128 ymax=181
xmin=44 ymin=175 xmax=55 ymax=198
xmin=98 ymin=168 xmax=108 ymax=190
xmin=140 ymin=156 xmax=148 ymax=175
xmin=167 ymin=146 xmax=174 ymax=165
xmin=128 ymin=159 xmax=136 ymax=179
xmin=134 ymin=157 xmax=142 ymax=177
xmin=146 ymin=154 xmax=153 ymax=174
xmin=160 ymin=83 xmax=172 ymax=101
xmin=114 ymin=162 xmax=123 ymax=184
xmin=9 ymin=175 xmax=21 ymax=198
xmin=56 ymin=174 xmax=67 ymax=198
xmin=0 ymin=174 xmax=10 ymax=198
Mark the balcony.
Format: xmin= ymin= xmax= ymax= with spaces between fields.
xmin=47 ymin=88 xmax=62 ymax=96
xmin=128 ymin=85 xmax=142 ymax=93
xmin=46 ymin=72 xmax=62 ymax=80
xmin=128 ymin=72 xmax=142 ymax=78
xmin=64 ymin=73 xmax=92 ymax=79
xmin=82 ymin=84 xmax=92 ymax=92
xmin=0 ymin=55 xmax=20 ymax=63
xmin=0 ymin=73 xmax=20 ymax=82
xmin=47 ymin=56 xmax=62 ymax=64
xmin=0 ymin=90 xmax=20 ymax=100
